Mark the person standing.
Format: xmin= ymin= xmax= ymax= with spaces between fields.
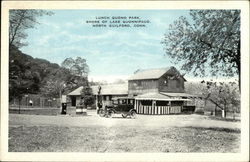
xmin=29 ymin=99 xmax=33 ymax=107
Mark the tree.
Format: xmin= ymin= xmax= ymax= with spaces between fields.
xmin=162 ymin=10 xmax=240 ymax=90
xmin=113 ymin=79 xmax=126 ymax=84
xmin=61 ymin=57 xmax=93 ymax=108
xmin=9 ymin=9 xmax=53 ymax=47
xmin=203 ymin=81 xmax=240 ymax=118
xmin=185 ymin=80 xmax=240 ymax=118
xmin=41 ymin=69 xmax=66 ymax=98
xmin=40 ymin=68 xmax=87 ymax=99
xmin=80 ymin=82 xmax=94 ymax=109
xmin=9 ymin=47 xmax=41 ymax=112
xmin=9 ymin=9 xmax=54 ymax=110
xmin=61 ymin=57 xmax=89 ymax=77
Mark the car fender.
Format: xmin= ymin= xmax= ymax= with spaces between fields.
xmin=108 ymin=108 xmax=116 ymax=113
xmin=129 ymin=109 xmax=136 ymax=114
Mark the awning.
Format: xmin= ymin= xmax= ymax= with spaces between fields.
xmin=135 ymin=92 xmax=192 ymax=101
xmin=160 ymin=92 xmax=197 ymax=98
xmin=112 ymin=96 xmax=135 ymax=100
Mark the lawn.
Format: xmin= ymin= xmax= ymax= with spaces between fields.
xmin=9 ymin=113 xmax=241 ymax=152
xmin=9 ymin=125 xmax=240 ymax=152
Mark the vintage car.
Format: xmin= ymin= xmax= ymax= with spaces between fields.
xmin=99 ymin=97 xmax=137 ymax=118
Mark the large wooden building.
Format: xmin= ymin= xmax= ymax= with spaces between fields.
xmin=128 ymin=66 xmax=185 ymax=95
xmin=129 ymin=67 xmax=194 ymax=115
xmin=68 ymin=66 xmax=195 ymax=115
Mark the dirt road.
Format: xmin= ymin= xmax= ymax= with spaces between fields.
xmin=9 ymin=111 xmax=240 ymax=130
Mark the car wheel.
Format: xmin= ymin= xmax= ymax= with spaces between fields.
xmin=130 ymin=111 xmax=137 ymax=119
xmin=122 ymin=113 xmax=127 ymax=118
xmin=99 ymin=110 xmax=105 ymax=117
xmin=107 ymin=111 xmax=114 ymax=118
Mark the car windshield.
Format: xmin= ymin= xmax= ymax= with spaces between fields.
xmin=112 ymin=98 xmax=134 ymax=105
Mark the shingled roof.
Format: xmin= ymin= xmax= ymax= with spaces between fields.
xmin=91 ymin=83 xmax=128 ymax=95
xmin=129 ymin=67 xmax=172 ymax=80
xmin=67 ymin=83 xmax=128 ymax=96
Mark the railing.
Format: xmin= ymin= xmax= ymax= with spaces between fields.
xmin=136 ymin=105 xmax=181 ymax=115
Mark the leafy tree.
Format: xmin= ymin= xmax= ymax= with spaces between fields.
xmin=80 ymin=82 xmax=95 ymax=109
xmin=9 ymin=9 xmax=53 ymax=47
xmin=40 ymin=69 xmax=68 ymax=99
xmin=40 ymin=68 xmax=87 ymax=99
xmin=162 ymin=10 xmax=240 ymax=89
xmin=185 ymin=80 xmax=240 ymax=118
xmin=9 ymin=47 xmax=41 ymax=112
xmin=9 ymin=9 xmax=54 ymax=110
xmin=203 ymin=81 xmax=240 ymax=118
xmin=61 ymin=57 xmax=89 ymax=77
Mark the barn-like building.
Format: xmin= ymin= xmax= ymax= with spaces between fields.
xmin=129 ymin=67 xmax=195 ymax=115
xmin=67 ymin=66 xmax=196 ymax=115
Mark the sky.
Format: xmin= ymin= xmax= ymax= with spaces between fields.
xmin=21 ymin=10 xmax=192 ymax=83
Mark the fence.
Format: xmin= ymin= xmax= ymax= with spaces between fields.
xmin=10 ymin=95 xmax=61 ymax=108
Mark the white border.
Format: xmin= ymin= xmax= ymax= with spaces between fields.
xmin=1 ymin=1 xmax=249 ymax=161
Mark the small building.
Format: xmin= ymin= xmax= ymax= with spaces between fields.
xmin=67 ymin=83 xmax=128 ymax=107
xmin=91 ymin=83 xmax=128 ymax=108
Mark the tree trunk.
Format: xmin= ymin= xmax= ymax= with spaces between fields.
xmin=224 ymin=103 xmax=227 ymax=118
xmin=18 ymin=97 xmax=21 ymax=114
xmin=237 ymin=40 xmax=241 ymax=92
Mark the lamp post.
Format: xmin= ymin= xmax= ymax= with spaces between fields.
xmin=60 ymin=83 xmax=67 ymax=114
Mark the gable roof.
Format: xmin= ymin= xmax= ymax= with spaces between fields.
xmin=67 ymin=83 xmax=128 ymax=96
xmin=67 ymin=86 xmax=83 ymax=96
xmin=91 ymin=83 xmax=128 ymax=95
xmin=129 ymin=67 xmax=171 ymax=80
xmin=129 ymin=66 xmax=186 ymax=81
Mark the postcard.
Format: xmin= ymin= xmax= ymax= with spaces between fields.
xmin=1 ymin=1 xmax=249 ymax=161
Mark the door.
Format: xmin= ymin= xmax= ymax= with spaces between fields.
xmin=71 ymin=96 xmax=76 ymax=106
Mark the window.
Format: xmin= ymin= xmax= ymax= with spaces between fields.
xmin=129 ymin=99 xmax=134 ymax=104
xmin=141 ymin=100 xmax=152 ymax=106
xmin=164 ymin=80 xmax=168 ymax=85
xmin=122 ymin=99 xmax=126 ymax=104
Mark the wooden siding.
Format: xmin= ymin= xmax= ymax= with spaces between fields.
xmin=128 ymin=79 xmax=158 ymax=95
xmin=128 ymin=68 xmax=185 ymax=95
xmin=158 ymin=73 xmax=185 ymax=93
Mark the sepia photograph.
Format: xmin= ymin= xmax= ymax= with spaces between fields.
xmin=1 ymin=1 xmax=249 ymax=161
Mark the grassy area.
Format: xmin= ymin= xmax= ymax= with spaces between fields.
xmin=9 ymin=125 xmax=240 ymax=152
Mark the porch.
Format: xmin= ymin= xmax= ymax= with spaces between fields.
xmin=134 ymin=92 xmax=191 ymax=115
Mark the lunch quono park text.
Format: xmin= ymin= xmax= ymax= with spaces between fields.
xmin=86 ymin=16 xmax=151 ymax=28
